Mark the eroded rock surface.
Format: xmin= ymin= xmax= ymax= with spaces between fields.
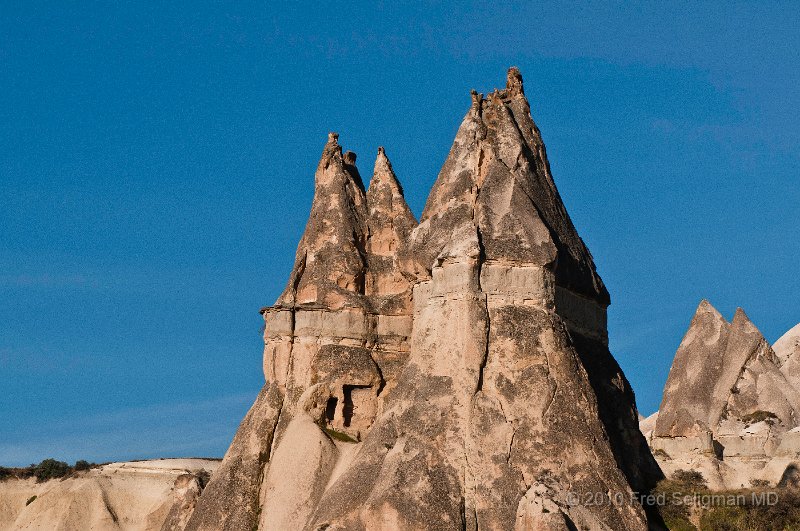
xmin=186 ymin=68 xmax=660 ymax=531
xmin=0 ymin=459 xmax=218 ymax=531
xmin=646 ymin=303 xmax=800 ymax=489
xmin=776 ymin=322 xmax=800 ymax=383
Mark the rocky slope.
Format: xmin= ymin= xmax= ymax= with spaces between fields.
xmin=0 ymin=459 xmax=218 ymax=531
xmin=776 ymin=322 xmax=800 ymax=383
xmin=643 ymin=301 xmax=800 ymax=489
xmin=184 ymin=68 xmax=660 ymax=531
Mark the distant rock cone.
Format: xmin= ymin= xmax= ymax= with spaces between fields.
xmin=648 ymin=301 xmax=800 ymax=490
xmin=186 ymin=68 xmax=660 ymax=531
xmin=654 ymin=301 xmax=800 ymax=439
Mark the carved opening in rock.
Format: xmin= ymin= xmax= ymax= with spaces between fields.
xmin=712 ymin=439 xmax=724 ymax=460
xmin=342 ymin=385 xmax=373 ymax=428
xmin=325 ymin=396 xmax=338 ymax=423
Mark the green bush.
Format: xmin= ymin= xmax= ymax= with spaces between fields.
xmin=653 ymin=448 xmax=671 ymax=460
xmin=699 ymin=506 xmax=747 ymax=530
xmin=33 ymin=459 xmax=71 ymax=482
xmin=0 ymin=458 xmax=96 ymax=482
xmin=73 ymin=460 xmax=93 ymax=471
xmin=653 ymin=478 xmax=695 ymax=524
xmin=653 ymin=484 xmax=800 ymax=530
xmin=741 ymin=410 xmax=778 ymax=426
xmin=671 ymin=469 xmax=708 ymax=490
xmin=663 ymin=515 xmax=696 ymax=531
xmin=323 ymin=427 xmax=358 ymax=443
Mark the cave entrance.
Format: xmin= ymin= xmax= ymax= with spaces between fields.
xmin=342 ymin=385 xmax=371 ymax=428
xmin=325 ymin=396 xmax=338 ymax=423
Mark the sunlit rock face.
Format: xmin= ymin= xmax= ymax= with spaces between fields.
xmin=0 ymin=459 xmax=218 ymax=531
xmin=186 ymin=68 xmax=660 ymax=531
xmin=646 ymin=302 xmax=800 ymax=490
xmin=776 ymin=322 xmax=800 ymax=383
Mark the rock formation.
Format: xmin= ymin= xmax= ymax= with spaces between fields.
xmin=776 ymin=323 xmax=800 ymax=383
xmin=0 ymin=459 xmax=217 ymax=531
xmin=645 ymin=301 xmax=800 ymax=489
xmin=185 ymin=68 xmax=660 ymax=531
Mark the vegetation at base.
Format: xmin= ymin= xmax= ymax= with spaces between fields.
xmin=653 ymin=448 xmax=671 ymax=460
xmin=662 ymin=515 xmax=697 ymax=531
xmin=74 ymin=460 xmax=92 ymax=471
xmin=670 ymin=469 xmax=708 ymax=489
xmin=651 ymin=469 xmax=708 ymax=528
xmin=696 ymin=488 xmax=800 ymax=530
xmin=0 ymin=458 xmax=100 ymax=483
xmin=25 ymin=495 xmax=37 ymax=506
xmin=323 ymin=427 xmax=358 ymax=443
xmin=650 ymin=469 xmax=800 ymax=530
xmin=741 ymin=410 xmax=778 ymax=426
xmin=33 ymin=459 xmax=71 ymax=481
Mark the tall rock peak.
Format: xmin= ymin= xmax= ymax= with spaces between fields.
xmin=370 ymin=146 xmax=402 ymax=192
xmin=366 ymin=146 xmax=417 ymax=313
xmin=732 ymin=306 xmax=758 ymax=332
xmin=187 ymin=69 xmax=659 ymax=531
xmin=410 ymin=66 xmax=609 ymax=309
xmin=697 ymin=298 xmax=721 ymax=315
xmin=277 ymin=133 xmax=369 ymax=310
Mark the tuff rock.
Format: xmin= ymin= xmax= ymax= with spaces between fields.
xmin=0 ymin=459 xmax=218 ymax=531
xmin=776 ymin=322 xmax=800 ymax=383
xmin=185 ymin=68 xmax=660 ymax=531
xmin=645 ymin=301 xmax=800 ymax=489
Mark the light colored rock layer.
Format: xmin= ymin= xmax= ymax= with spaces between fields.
xmin=0 ymin=459 xmax=219 ymax=531
xmin=646 ymin=311 xmax=800 ymax=490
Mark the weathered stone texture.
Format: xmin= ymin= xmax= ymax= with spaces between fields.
xmin=648 ymin=302 xmax=800 ymax=490
xmin=186 ymin=68 xmax=658 ymax=530
xmin=655 ymin=301 xmax=800 ymax=440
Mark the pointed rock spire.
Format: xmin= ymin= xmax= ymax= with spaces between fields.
xmin=403 ymin=69 xmax=655 ymax=499
xmin=506 ymin=65 xmax=524 ymax=97
xmin=277 ymin=133 xmax=369 ymax=310
xmin=192 ymin=69 xmax=659 ymax=531
xmin=369 ymin=146 xmax=407 ymax=199
xmin=655 ymin=301 xmax=800 ymax=439
xmin=655 ymin=299 xmax=731 ymax=437
xmin=732 ymin=307 xmax=757 ymax=330
xmin=318 ymin=69 xmax=657 ymax=529
xmin=366 ymin=147 xmax=417 ymax=313
xmin=408 ymin=66 xmax=608 ymax=305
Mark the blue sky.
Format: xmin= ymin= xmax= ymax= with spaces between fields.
xmin=1 ymin=2 xmax=798 ymax=466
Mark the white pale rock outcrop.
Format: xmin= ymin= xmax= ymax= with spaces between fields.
xmin=185 ymin=68 xmax=661 ymax=531
xmin=0 ymin=459 xmax=218 ymax=531
xmin=646 ymin=302 xmax=800 ymax=489
xmin=776 ymin=322 xmax=800 ymax=383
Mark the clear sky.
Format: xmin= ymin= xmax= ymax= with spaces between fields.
xmin=1 ymin=2 xmax=798 ymax=466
